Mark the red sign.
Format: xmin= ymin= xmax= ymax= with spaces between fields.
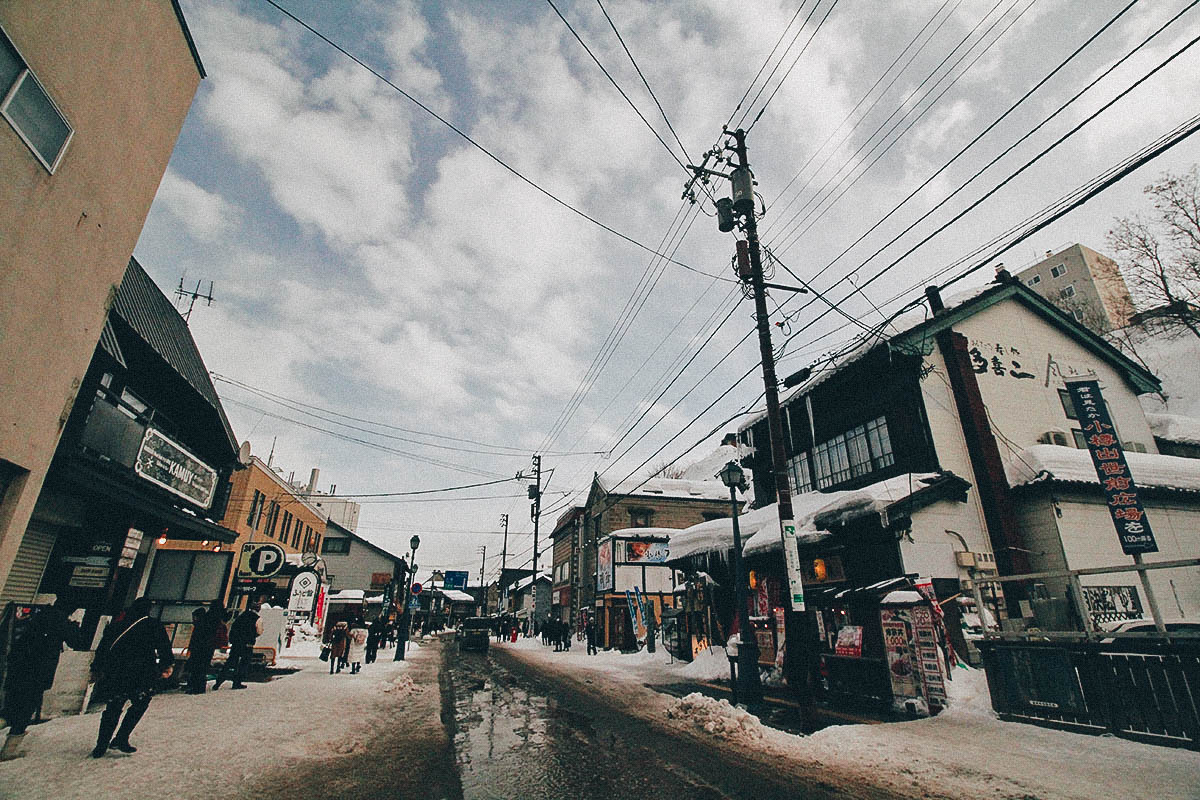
xmin=411 ymin=582 xmax=422 ymax=595
xmin=834 ymin=625 xmax=863 ymax=657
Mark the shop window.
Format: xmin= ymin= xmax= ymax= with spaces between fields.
xmin=145 ymin=550 xmax=231 ymax=603
xmin=322 ymin=536 xmax=350 ymax=555
xmin=0 ymin=26 xmax=72 ymax=172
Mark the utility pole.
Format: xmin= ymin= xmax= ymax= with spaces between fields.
xmin=499 ymin=513 xmax=509 ymax=612
xmin=478 ymin=545 xmax=487 ymax=615
xmin=687 ymin=128 xmax=813 ymax=722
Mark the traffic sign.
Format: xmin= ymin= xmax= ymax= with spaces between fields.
xmin=411 ymin=582 xmax=422 ymax=595
xmin=238 ymin=542 xmax=285 ymax=579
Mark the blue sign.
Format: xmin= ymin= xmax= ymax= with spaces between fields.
xmin=1065 ymin=379 xmax=1157 ymax=555
xmin=443 ymin=570 xmax=469 ymax=590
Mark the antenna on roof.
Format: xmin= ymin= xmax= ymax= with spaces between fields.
xmin=174 ymin=277 xmax=214 ymax=323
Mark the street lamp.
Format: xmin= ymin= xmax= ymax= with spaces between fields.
xmin=719 ymin=460 xmax=763 ymax=709
xmin=395 ymin=534 xmax=421 ymax=661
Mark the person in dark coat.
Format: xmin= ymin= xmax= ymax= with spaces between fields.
xmin=585 ymin=618 xmax=598 ymax=655
xmin=328 ymin=621 xmax=349 ymax=674
xmin=184 ymin=605 xmax=220 ymax=694
xmin=89 ymin=597 xmax=173 ymax=758
xmin=1 ymin=595 xmax=85 ymax=760
xmin=213 ymin=601 xmax=261 ymax=690
xmin=366 ymin=618 xmax=385 ymax=664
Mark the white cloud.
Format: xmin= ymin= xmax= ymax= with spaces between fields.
xmin=153 ymin=170 xmax=241 ymax=240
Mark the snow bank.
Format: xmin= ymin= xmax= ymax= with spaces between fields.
xmin=665 ymin=692 xmax=765 ymax=741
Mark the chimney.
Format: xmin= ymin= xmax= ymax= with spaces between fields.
xmin=306 ymin=468 xmax=319 ymax=494
xmin=1045 ymin=250 xmax=1053 ymax=258
xmin=994 ymin=262 xmax=1011 ymax=283
xmin=924 ymin=285 xmax=946 ymax=315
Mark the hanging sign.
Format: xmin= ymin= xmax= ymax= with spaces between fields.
xmin=780 ymin=520 xmax=806 ymax=610
xmin=134 ymin=427 xmax=218 ymax=508
xmin=237 ymin=542 xmax=285 ymax=579
xmin=1064 ymin=378 xmax=1158 ymax=554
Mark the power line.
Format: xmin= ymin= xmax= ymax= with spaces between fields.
xmin=732 ymin=0 xmax=826 ymax=130
xmin=745 ymin=0 xmax=840 ymax=131
xmin=258 ymin=0 xmax=731 ymax=282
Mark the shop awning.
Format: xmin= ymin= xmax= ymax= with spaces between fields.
xmin=55 ymin=458 xmax=238 ymax=543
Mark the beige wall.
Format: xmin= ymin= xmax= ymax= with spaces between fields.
xmin=1014 ymin=244 xmax=1134 ymax=330
xmin=0 ymin=0 xmax=202 ymax=592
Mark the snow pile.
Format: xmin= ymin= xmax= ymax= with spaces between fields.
xmin=1007 ymin=444 xmax=1200 ymax=492
xmin=381 ymin=672 xmax=416 ymax=695
xmin=672 ymin=646 xmax=731 ymax=681
xmin=939 ymin=665 xmax=996 ymax=720
xmin=1145 ymin=412 xmax=1200 ymax=445
xmin=665 ymin=692 xmax=765 ymax=741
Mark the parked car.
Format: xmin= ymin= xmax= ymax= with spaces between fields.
xmin=1097 ymin=618 xmax=1200 ymax=647
xmin=459 ymin=616 xmax=490 ymax=653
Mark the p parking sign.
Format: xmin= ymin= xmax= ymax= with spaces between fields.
xmin=238 ymin=542 xmax=286 ymax=579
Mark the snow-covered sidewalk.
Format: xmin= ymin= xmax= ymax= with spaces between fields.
xmin=498 ymin=636 xmax=1200 ymax=800
xmin=0 ymin=643 xmax=434 ymax=800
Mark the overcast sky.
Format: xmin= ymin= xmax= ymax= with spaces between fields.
xmin=132 ymin=0 xmax=1200 ymax=582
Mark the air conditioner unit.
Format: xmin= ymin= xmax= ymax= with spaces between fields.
xmin=1038 ymin=430 xmax=1069 ymax=447
xmin=955 ymin=551 xmax=977 ymax=568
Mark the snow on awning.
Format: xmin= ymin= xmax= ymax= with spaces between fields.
xmin=438 ymin=589 xmax=475 ymax=603
xmin=327 ymin=589 xmax=365 ymax=601
xmin=666 ymin=473 xmax=960 ymax=562
xmin=1006 ymin=444 xmax=1200 ymax=493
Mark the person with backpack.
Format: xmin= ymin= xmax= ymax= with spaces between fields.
xmin=1 ymin=595 xmax=85 ymax=761
xmin=213 ymin=600 xmax=261 ymax=690
xmin=89 ymin=597 xmax=173 ymax=758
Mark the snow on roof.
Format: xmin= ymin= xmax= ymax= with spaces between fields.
xmin=677 ymin=445 xmax=750 ymax=482
xmin=1145 ymin=413 xmax=1200 ymax=446
xmin=598 ymin=474 xmax=729 ymax=501
xmin=327 ymin=589 xmax=365 ymax=601
xmin=881 ymin=590 xmax=926 ymax=604
xmin=666 ymin=473 xmax=949 ymax=561
xmin=604 ymin=527 xmax=676 ymax=540
xmin=513 ymin=573 xmax=551 ymax=591
xmin=1007 ymin=444 xmax=1200 ymax=493
xmin=438 ymin=589 xmax=475 ymax=603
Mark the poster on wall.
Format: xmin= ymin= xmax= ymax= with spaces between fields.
xmin=625 ymin=540 xmax=669 ymax=563
xmin=834 ymin=625 xmax=863 ymax=657
xmin=910 ymin=604 xmax=947 ymax=711
xmin=881 ymin=607 xmax=922 ymax=710
xmin=596 ymin=538 xmax=614 ymax=593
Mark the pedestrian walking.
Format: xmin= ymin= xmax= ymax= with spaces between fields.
xmin=213 ymin=601 xmax=261 ymax=690
xmin=553 ymin=619 xmax=563 ymax=652
xmin=366 ymin=618 xmax=385 ymax=664
xmin=184 ymin=605 xmax=219 ymax=694
xmin=585 ymin=617 xmax=598 ymax=655
xmin=89 ymin=597 xmax=173 ymax=758
xmin=347 ymin=618 xmax=368 ymax=674
xmin=1 ymin=595 xmax=85 ymax=761
xmin=328 ymin=621 xmax=349 ymax=674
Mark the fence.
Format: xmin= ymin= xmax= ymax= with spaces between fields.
xmin=977 ymin=639 xmax=1200 ymax=749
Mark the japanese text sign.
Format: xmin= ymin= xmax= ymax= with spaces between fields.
xmin=1064 ymin=379 xmax=1157 ymax=555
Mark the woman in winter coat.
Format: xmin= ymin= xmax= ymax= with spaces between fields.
xmin=328 ymin=621 xmax=349 ymax=674
xmin=89 ymin=597 xmax=174 ymax=758
xmin=347 ymin=618 xmax=369 ymax=674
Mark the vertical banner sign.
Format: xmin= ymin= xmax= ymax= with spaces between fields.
xmin=780 ymin=520 xmax=806 ymax=611
xmin=625 ymin=589 xmax=640 ymax=630
xmin=1065 ymin=379 xmax=1158 ymax=554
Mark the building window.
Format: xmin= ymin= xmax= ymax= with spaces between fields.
xmin=246 ymin=490 xmax=264 ymax=527
xmin=629 ymin=509 xmax=652 ymax=528
xmin=1027 ymin=275 xmax=1041 ymax=286
xmin=292 ymin=525 xmax=303 ymax=549
xmin=1061 ymin=285 xmax=1076 ymax=298
xmin=0 ymin=26 xmax=72 ymax=172
xmin=813 ymin=416 xmax=894 ymax=489
xmin=1058 ymin=389 xmax=1078 ymax=420
xmin=1072 ymin=429 xmax=1087 ymax=449
xmin=788 ymin=452 xmax=813 ymax=493
xmin=281 ymin=511 xmax=292 ymax=538
xmin=117 ymin=388 xmax=149 ymax=421
xmin=265 ymin=502 xmax=279 ymax=537
xmin=310 ymin=534 xmax=320 ymax=553
xmin=322 ymin=537 xmax=350 ymax=555
xmin=1050 ymin=263 xmax=1067 ymax=278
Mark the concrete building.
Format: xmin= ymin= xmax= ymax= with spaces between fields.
xmin=0 ymin=0 xmax=204 ymax=595
xmin=1014 ymin=243 xmax=1134 ymax=332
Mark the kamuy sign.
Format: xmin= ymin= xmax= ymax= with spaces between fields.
xmin=1064 ymin=378 xmax=1158 ymax=555
xmin=134 ymin=428 xmax=218 ymax=509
